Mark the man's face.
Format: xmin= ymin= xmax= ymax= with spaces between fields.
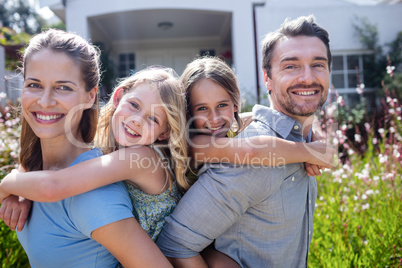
xmin=263 ymin=36 xmax=330 ymax=121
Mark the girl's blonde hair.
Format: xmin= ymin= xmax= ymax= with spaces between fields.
xmin=95 ymin=66 xmax=190 ymax=190
xmin=181 ymin=56 xmax=242 ymax=134
xmin=20 ymin=29 xmax=100 ymax=171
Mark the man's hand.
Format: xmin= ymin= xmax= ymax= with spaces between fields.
xmin=0 ymin=195 xmax=32 ymax=231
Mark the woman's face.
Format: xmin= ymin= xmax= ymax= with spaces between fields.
xmin=22 ymin=49 xmax=96 ymax=143
xmin=189 ymin=78 xmax=237 ymax=137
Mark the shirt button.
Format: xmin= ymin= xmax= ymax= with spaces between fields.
xmin=309 ymin=231 xmax=311 ymax=236
xmin=309 ymin=200 xmax=311 ymax=204
xmin=294 ymin=125 xmax=300 ymax=130
xmin=292 ymin=176 xmax=295 ymax=181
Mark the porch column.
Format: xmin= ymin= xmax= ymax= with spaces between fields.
xmin=64 ymin=1 xmax=91 ymax=39
xmin=232 ymin=2 xmax=258 ymax=104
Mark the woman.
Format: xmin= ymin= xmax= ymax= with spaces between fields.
xmin=0 ymin=29 xmax=171 ymax=268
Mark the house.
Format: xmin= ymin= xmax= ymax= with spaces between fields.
xmin=39 ymin=0 xmax=402 ymax=108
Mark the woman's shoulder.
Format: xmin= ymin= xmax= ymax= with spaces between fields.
xmin=69 ymin=181 xmax=132 ymax=207
xmin=70 ymin=148 xmax=103 ymax=166
xmin=110 ymin=146 xmax=159 ymax=159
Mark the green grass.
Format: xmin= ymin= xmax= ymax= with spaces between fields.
xmin=309 ymin=136 xmax=402 ymax=267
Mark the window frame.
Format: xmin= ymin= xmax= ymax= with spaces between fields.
xmin=330 ymin=52 xmax=369 ymax=90
xmin=118 ymin=52 xmax=136 ymax=78
xmin=329 ymin=50 xmax=378 ymax=110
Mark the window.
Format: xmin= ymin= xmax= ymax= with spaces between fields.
xmin=331 ymin=54 xmax=364 ymax=89
xmin=330 ymin=53 xmax=379 ymax=110
xmin=118 ymin=53 xmax=135 ymax=77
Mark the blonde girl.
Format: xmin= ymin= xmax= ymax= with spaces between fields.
xmin=0 ymin=66 xmax=190 ymax=244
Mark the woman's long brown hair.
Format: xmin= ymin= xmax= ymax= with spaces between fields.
xmin=19 ymin=29 xmax=100 ymax=171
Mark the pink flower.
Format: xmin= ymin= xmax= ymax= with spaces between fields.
xmin=379 ymin=154 xmax=388 ymax=164
xmin=386 ymin=65 xmax=395 ymax=77
xmin=364 ymin=123 xmax=371 ymax=132
xmin=337 ymin=96 xmax=345 ymax=107
xmin=355 ymin=83 xmax=365 ymax=95
xmin=341 ymin=125 xmax=348 ymax=131
xmin=354 ymin=134 xmax=361 ymax=143
xmin=378 ymin=128 xmax=385 ymax=138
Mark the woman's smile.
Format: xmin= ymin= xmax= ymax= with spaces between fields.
xmin=33 ymin=112 xmax=64 ymax=123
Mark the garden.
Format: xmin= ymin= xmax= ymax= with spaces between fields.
xmin=0 ymin=66 xmax=401 ymax=267
xmin=0 ymin=19 xmax=401 ymax=268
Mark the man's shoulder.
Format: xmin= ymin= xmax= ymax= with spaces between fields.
xmin=246 ymin=104 xmax=299 ymax=140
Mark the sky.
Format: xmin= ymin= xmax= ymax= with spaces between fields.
xmin=38 ymin=6 xmax=54 ymax=20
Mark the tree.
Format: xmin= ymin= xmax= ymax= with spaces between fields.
xmin=353 ymin=17 xmax=402 ymax=101
xmin=0 ymin=0 xmax=46 ymax=35
xmin=387 ymin=31 xmax=402 ymax=71
xmin=353 ymin=16 xmax=387 ymax=88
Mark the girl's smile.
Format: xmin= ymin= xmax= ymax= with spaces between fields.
xmin=123 ymin=122 xmax=141 ymax=137
xmin=190 ymin=78 xmax=237 ymax=137
xmin=112 ymin=83 xmax=170 ymax=147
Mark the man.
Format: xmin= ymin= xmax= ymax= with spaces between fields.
xmin=157 ymin=15 xmax=331 ymax=267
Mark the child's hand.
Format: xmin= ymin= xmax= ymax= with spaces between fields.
xmin=304 ymin=141 xmax=338 ymax=169
xmin=305 ymin=163 xmax=322 ymax=176
xmin=0 ymin=195 xmax=32 ymax=232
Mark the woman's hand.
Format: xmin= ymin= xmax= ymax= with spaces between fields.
xmin=0 ymin=195 xmax=32 ymax=231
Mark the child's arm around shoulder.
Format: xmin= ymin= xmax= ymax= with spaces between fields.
xmin=0 ymin=146 xmax=161 ymax=202
xmin=191 ymin=135 xmax=336 ymax=168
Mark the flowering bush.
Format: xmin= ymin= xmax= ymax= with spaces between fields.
xmin=0 ymin=93 xmax=28 ymax=268
xmin=0 ymin=94 xmax=20 ymax=178
xmin=309 ymin=133 xmax=401 ymax=266
xmin=309 ymin=66 xmax=402 ymax=266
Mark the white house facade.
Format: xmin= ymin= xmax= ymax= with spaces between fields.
xmin=39 ymin=0 xmax=402 ymax=107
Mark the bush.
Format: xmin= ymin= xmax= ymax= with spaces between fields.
xmin=309 ymin=67 xmax=402 ymax=266
xmin=309 ymin=135 xmax=401 ymax=266
xmin=0 ymin=95 xmax=29 ymax=268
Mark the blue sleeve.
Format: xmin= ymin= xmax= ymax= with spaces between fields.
xmin=156 ymin=163 xmax=272 ymax=258
xmin=69 ymin=181 xmax=134 ymax=237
